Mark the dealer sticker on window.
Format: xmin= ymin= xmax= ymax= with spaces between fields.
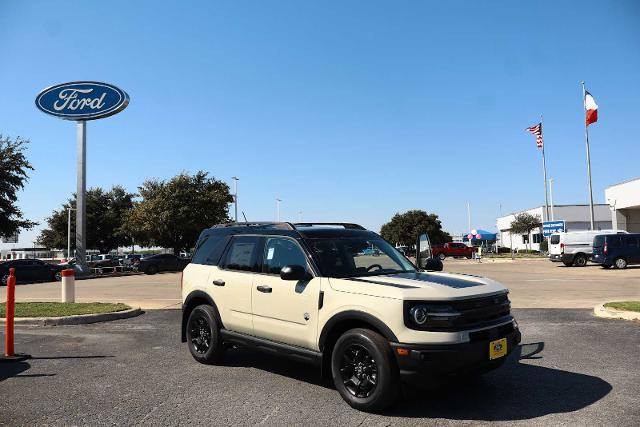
xmin=489 ymin=338 xmax=507 ymax=360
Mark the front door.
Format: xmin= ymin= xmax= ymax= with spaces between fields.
xmin=252 ymin=236 xmax=321 ymax=350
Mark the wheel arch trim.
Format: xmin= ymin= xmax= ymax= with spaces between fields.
xmin=181 ymin=290 xmax=224 ymax=342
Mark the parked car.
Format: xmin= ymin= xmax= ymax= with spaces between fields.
xmin=592 ymin=233 xmax=640 ymax=269
xmin=137 ymin=254 xmax=190 ymax=275
xmin=181 ymin=222 xmax=519 ymax=412
xmin=548 ymin=230 xmax=627 ymax=266
xmin=431 ymin=242 xmax=475 ymax=260
xmin=0 ymin=259 xmax=66 ymax=286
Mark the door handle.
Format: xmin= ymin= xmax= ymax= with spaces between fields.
xmin=212 ymin=279 xmax=225 ymax=286
xmin=256 ymin=285 xmax=272 ymax=293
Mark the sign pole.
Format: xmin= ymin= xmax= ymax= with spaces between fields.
xmin=76 ymin=121 xmax=89 ymax=274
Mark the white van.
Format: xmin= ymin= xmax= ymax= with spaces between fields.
xmin=549 ymin=230 xmax=628 ymax=266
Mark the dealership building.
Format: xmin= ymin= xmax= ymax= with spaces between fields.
xmin=497 ymin=204 xmax=612 ymax=251
xmin=605 ymin=177 xmax=640 ymax=233
xmin=497 ymin=176 xmax=640 ymax=251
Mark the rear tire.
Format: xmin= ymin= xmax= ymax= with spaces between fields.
xmin=331 ymin=328 xmax=399 ymax=413
xmin=1 ymin=274 xmax=8 ymax=286
xmin=145 ymin=264 xmax=158 ymax=275
xmin=614 ymin=257 xmax=628 ymax=269
xmin=53 ymin=271 xmax=62 ymax=281
xmin=572 ymin=254 xmax=587 ymax=267
xmin=186 ymin=304 xmax=224 ymax=364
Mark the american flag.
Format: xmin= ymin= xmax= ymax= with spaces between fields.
xmin=526 ymin=122 xmax=543 ymax=149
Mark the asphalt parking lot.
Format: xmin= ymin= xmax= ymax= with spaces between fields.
xmin=12 ymin=258 xmax=640 ymax=309
xmin=1 ymin=309 xmax=639 ymax=426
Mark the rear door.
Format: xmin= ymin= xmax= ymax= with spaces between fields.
xmin=251 ymin=236 xmax=321 ymax=350
xmin=209 ymin=235 xmax=261 ymax=335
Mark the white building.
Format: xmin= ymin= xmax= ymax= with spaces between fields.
xmin=605 ymin=177 xmax=640 ymax=233
xmin=497 ymin=204 xmax=612 ymax=252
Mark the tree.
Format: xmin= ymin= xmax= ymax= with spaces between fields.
xmin=509 ymin=213 xmax=542 ymax=252
xmin=123 ymin=171 xmax=233 ymax=255
xmin=37 ymin=186 xmax=135 ymax=254
xmin=0 ymin=135 xmax=37 ymax=239
xmin=380 ymin=210 xmax=451 ymax=248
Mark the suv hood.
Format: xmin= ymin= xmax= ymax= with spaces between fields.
xmin=329 ymin=271 xmax=507 ymax=300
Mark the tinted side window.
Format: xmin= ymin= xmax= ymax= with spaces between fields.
xmin=262 ymin=237 xmax=308 ymax=275
xmin=192 ymin=232 xmax=230 ymax=266
xmin=623 ymin=235 xmax=640 ymax=247
xmin=223 ymin=236 xmax=260 ymax=272
xmin=609 ymin=236 xmax=623 ymax=247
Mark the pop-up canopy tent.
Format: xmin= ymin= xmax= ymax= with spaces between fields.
xmin=463 ymin=229 xmax=497 ymax=243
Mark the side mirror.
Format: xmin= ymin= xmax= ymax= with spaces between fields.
xmin=424 ymin=258 xmax=443 ymax=272
xmin=280 ymin=264 xmax=310 ymax=281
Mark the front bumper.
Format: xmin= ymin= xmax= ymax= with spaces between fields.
xmin=549 ymin=254 xmax=562 ymax=262
xmin=390 ymin=320 xmax=521 ymax=386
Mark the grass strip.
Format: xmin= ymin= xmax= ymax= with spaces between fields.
xmin=604 ymin=301 xmax=640 ymax=313
xmin=0 ymin=302 xmax=130 ymax=318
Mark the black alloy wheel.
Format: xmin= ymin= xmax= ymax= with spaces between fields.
xmin=1 ymin=274 xmax=8 ymax=286
xmin=340 ymin=344 xmax=379 ymax=398
xmin=54 ymin=271 xmax=62 ymax=281
xmin=331 ymin=328 xmax=399 ymax=412
xmin=186 ymin=304 xmax=224 ymax=364
xmin=190 ymin=315 xmax=212 ymax=354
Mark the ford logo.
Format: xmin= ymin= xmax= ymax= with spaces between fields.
xmin=35 ymin=81 xmax=129 ymax=121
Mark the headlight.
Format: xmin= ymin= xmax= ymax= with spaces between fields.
xmin=410 ymin=306 xmax=428 ymax=325
xmin=406 ymin=303 xmax=461 ymax=329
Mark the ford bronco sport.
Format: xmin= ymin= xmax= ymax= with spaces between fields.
xmin=181 ymin=222 xmax=520 ymax=412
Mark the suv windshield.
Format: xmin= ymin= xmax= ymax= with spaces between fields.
xmin=305 ymin=237 xmax=416 ymax=278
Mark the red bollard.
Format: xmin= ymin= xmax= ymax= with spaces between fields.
xmin=2 ymin=267 xmax=29 ymax=361
xmin=4 ymin=267 xmax=16 ymax=357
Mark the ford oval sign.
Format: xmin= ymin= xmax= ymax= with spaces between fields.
xmin=35 ymin=81 xmax=129 ymax=121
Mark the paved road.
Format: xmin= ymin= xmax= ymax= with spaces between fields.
xmin=445 ymin=259 xmax=640 ymax=308
xmin=1 ymin=309 xmax=638 ymax=426
xmin=12 ymin=259 xmax=640 ymax=309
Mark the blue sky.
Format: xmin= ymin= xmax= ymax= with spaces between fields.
xmin=1 ymin=0 xmax=639 ymax=246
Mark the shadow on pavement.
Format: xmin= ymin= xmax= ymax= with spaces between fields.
xmin=223 ymin=342 xmax=610 ymax=421
xmin=385 ymin=345 xmax=611 ymax=421
xmin=0 ymin=361 xmax=31 ymax=381
xmin=0 ymin=355 xmax=114 ymax=382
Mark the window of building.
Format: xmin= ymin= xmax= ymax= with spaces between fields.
xmin=533 ymin=233 xmax=543 ymax=244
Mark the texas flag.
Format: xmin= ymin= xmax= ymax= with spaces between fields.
xmin=585 ymin=90 xmax=598 ymax=126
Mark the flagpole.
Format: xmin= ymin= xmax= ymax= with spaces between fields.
xmin=581 ymin=81 xmax=595 ymax=230
xmin=540 ymin=114 xmax=550 ymax=222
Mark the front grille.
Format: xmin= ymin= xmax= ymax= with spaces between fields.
xmin=404 ymin=293 xmax=512 ymax=332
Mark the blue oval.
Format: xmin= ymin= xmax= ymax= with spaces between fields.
xmin=35 ymin=81 xmax=129 ymax=120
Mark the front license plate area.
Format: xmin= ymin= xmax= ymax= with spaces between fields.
xmin=489 ymin=338 xmax=507 ymax=360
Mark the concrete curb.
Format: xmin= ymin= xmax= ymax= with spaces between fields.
xmin=0 ymin=307 xmax=143 ymax=326
xmin=593 ymin=304 xmax=640 ymax=321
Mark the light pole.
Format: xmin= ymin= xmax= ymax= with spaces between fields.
xmin=231 ymin=176 xmax=239 ymax=222
xmin=276 ymin=198 xmax=282 ymax=221
xmin=549 ymin=178 xmax=555 ymax=221
xmin=67 ymin=207 xmax=77 ymax=260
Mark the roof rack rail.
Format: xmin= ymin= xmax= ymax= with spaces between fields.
xmin=293 ymin=222 xmax=366 ymax=230
xmin=212 ymin=222 xmax=296 ymax=230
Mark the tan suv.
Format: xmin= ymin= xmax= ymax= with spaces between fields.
xmin=181 ymin=222 xmax=520 ymax=412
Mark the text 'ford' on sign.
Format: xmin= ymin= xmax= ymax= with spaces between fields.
xmin=35 ymin=81 xmax=129 ymax=121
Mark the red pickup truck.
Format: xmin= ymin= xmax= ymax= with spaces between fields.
xmin=431 ymin=242 xmax=475 ymax=260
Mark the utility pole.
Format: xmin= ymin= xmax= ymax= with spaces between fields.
xmin=231 ymin=176 xmax=239 ymax=222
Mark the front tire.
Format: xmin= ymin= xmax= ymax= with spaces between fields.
xmin=614 ymin=257 xmax=628 ymax=269
xmin=1 ymin=274 xmax=8 ymax=286
xmin=54 ymin=271 xmax=62 ymax=281
xmin=186 ymin=304 xmax=224 ymax=364
xmin=438 ymin=253 xmax=446 ymax=261
xmin=331 ymin=328 xmax=399 ymax=413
